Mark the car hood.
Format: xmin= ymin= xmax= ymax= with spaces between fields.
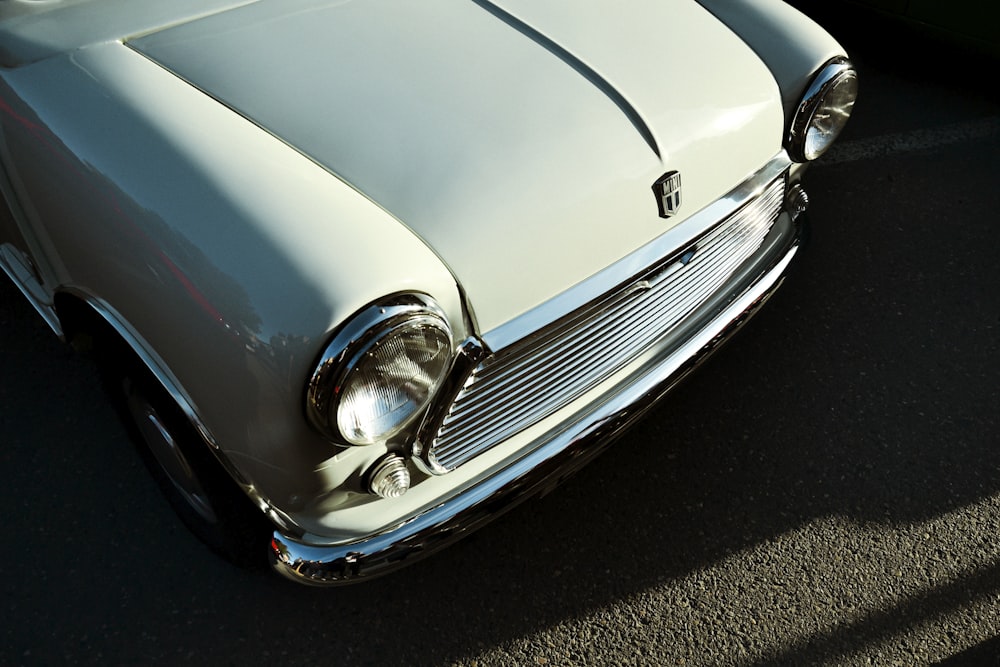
xmin=130 ymin=0 xmax=783 ymax=334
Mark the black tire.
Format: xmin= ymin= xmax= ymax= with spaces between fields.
xmin=100 ymin=344 xmax=271 ymax=569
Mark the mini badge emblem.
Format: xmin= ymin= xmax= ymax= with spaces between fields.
xmin=652 ymin=170 xmax=682 ymax=218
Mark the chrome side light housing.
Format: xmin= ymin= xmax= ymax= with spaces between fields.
xmin=788 ymin=58 xmax=858 ymax=162
xmin=367 ymin=454 xmax=411 ymax=498
xmin=307 ymin=295 xmax=454 ymax=446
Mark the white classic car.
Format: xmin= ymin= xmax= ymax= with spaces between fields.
xmin=0 ymin=0 xmax=856 ymax=584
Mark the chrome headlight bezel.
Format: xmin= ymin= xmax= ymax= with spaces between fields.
xmin=306 ymin=294 xmax=455 ymax=447
xmin=788 ymin=58 xmax=858 ymax=162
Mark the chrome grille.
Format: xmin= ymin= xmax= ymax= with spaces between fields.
xmin=427 ymin=175 xmax=786 ymax=472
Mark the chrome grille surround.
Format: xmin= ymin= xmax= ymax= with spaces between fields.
xmin=419 ymin=159 xmax=789 ymax=474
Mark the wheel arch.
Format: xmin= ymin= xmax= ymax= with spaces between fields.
xmin=51 ymin=287 xmax=301 ymax=536
xmin=54 ymin=288 xmax=217 ymax=446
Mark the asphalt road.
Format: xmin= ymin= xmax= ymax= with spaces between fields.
xmin=2 ymin=7 xmax=999 ymax=667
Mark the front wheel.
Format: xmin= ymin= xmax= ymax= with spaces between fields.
xmin=123 ymin=377 xmax=219 ymax=525
xmin=109 ymin=357 xmax=270 ymax=569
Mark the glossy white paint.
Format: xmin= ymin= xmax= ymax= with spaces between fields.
xmin=695 ymin=0 xmax=846 ymax=125
xmin=0 ymin=40 xmax=465 ymax=525
xmin=0 ymin=0 xmax=848 ymax=544
xmin=0 ymin=0 xmax=258 ymax=66
xmin=132 ymin=0 xmax=784 ymax=333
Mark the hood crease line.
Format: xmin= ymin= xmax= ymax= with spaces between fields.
xmin=470 ymin=0 xmax=662 ymax=160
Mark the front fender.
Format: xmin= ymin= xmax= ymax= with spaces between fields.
xmin=695 ymin=0 xmax=847 ymax=127
xmin=0 ymin=41 xmax=466 ymax=536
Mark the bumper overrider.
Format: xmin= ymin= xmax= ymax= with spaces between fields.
xmin=271 ymin=154 xmax=805 ymax=585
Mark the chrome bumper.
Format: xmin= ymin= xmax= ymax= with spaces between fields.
xmin=270 ymin=211 xmax=802 ymax=585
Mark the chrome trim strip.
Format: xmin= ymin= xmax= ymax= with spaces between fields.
xmin=413 ymin=336 xmax=488 ymax=475
xmin=0 ymin=242 xmax=62 ymax=336
xmin=484 ymin=152 xmax=790 ymax=352
xmin=425 ymin=176 xmax=785 ymax=472
xmin=270 ymin=211 xmax=802 ymax=585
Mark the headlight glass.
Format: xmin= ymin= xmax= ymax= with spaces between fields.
xmin=790 ymin=59 xmax=858 ymax=162
xmin=307 ymin=295 xmax=454 ymax=446
xmin=337 ymin=318 xmax=452 ymax=445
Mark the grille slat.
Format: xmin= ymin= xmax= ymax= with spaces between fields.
xmin=428 ymin=176 xmax=786 ymax=471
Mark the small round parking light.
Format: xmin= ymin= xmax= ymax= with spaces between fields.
xmin=367 ymin=455 xmax=411 ymax=498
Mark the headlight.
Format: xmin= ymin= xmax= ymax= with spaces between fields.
xmin=789 ymin=58 xmax=858 ymax=162
xmin=307 ymin=295 xmax=454 ymax=446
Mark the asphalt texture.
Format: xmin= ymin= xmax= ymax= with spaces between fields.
xmin=2 ymin=6 xmax=999 ymax=667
